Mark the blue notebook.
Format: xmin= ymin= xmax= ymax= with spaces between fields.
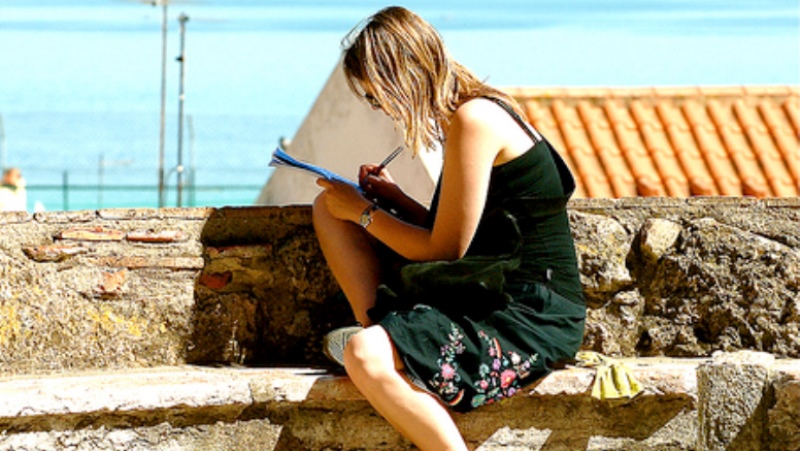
xmin=269 ymin=147 xmax=361 ymax=191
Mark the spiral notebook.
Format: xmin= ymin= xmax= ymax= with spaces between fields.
xmin=269 ymin=147 xmax=360 ymax=190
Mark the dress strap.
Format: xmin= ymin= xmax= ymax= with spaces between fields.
xmin=483 ymin=96 xmax=542 ymax=143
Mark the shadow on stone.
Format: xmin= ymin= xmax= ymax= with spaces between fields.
xmin=188 ymin=206 xmax=352 ymax=368
xmin=262 ymin=377 xmax=696 ymax=451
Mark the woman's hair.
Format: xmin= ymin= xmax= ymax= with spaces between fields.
xmin=342 ymin=6 xmax=524 ymax=154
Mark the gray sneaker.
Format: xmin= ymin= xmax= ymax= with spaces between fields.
xmin=322 ymin=325 xmax=364 ymax=367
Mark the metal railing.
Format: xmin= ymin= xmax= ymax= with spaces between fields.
xmin=24 ymin=177 xmax=264 ymax=212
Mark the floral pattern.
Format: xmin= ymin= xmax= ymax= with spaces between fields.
xmin=428 ymin=323 xmax=539 ymax=409
xmin=428 ymin=323 xmax=467 ymax=406
xmin=470 ymin=330 xmax=538 ymax=408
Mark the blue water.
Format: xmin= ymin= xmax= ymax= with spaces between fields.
xmin=1 ymin=1 xmax=798 ymax=210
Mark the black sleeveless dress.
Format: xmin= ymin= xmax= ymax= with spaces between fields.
xmin=369 ymin=99 xmax=586 ymax=413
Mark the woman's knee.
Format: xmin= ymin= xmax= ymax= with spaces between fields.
xmin=312 ymin=192 xmax=330 ymax=224
xmin=344 ymin=327 xmax=395 ymax=380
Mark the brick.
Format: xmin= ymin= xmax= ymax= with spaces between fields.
xmin=94 ymin=269 xmax=128 ymax=298
xmin=22 ymin=243 xmax=90 ymax=262
xmin=86 ymin=256 xmax=204 ymax=270
xmin=0 ymin=211 xmax=32 ymax=225
xmin=33 ymin=210 xmax=96 ymax=224
xmin=159 ymin=207 xmax=216 ymax=220
xmin=58 ymin=226 xmax=126 ymax=241
xmin=199 ymin=271 xmax=233 ymax=290
xmin=126 ymin=229 xmax=189 ymax=243
xmin=98 ymin=208 xmax=161 ymax=220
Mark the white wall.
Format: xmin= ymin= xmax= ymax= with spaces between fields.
xmin=256 ymin=60 xmax=441 ymax=206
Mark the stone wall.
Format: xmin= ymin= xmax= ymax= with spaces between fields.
xmin=0 ymin=197 xmax=798 ymax=375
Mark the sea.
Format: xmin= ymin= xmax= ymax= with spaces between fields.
xmin=1 ymin=0 xmax=798 ymax=211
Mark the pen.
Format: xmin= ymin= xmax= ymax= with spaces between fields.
xmin=360 ymin=146 xmax=403 ymax=189
xmin=375 ymin=146 xmax=403 ymax=172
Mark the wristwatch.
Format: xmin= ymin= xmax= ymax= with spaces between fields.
xmin=359 ymin=203 xmax=379 ymax=229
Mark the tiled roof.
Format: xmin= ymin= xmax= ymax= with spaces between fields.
xmin=507 ymin=86 xmax=799 ymax=198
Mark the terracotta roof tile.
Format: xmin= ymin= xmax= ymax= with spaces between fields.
xmin=709 ymin=99 xmax=772 ymax=197
xmin=577 ymin=101 xmax=636 ymax=197
xmin=552 ymin=100 xmax=614 ymax=198
xmin=511 ymin=86 xmax=799 ymax=198
xmin=631 ymin=100 xmax=689 ymax=197
xmin=682 ymin=100 xmax=744 ymax=195
xmin=656 ymin=101 xmax=717 ymax=196
xmin=784 ymin=96 xmax=800 ymax=135
xmin=758 ymin=100 xmax=799 ymax=187
xmin=734 ymin=100 xmax=797 ymax=196
xmin=605 ymin=100 xmax=666 ymax=196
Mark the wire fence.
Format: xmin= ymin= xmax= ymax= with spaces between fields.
xmin=24 ymin=178 xmax=266 ymax=212
xmin=1 ymin=111 xmax=294 ymax=212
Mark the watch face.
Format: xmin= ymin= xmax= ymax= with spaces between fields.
xmin=360 ymin=204 xmax=376 ymax=228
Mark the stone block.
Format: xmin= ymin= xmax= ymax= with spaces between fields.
xmin=767 ymin=360 xmax=800 ymax=451
xmin=639 ymin=218 xmax=682 ymax=263
xmin=697 ymin=351 xmax=775 ymax=451
xmin=570 ymin=211 xmax=633 ymax=304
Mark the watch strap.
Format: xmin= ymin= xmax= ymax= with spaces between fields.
xmin=359 ymin=203 xmax=379 ymax=228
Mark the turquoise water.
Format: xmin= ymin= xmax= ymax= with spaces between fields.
xmin=1 ymin=1 xmax=798 ymax=210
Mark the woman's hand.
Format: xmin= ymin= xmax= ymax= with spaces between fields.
xmin=316 ymin=178 xmax=371 ymax=223
xmin=358 ymin=164 xmax=402 ymax=204
xmin=358 ymin=165 xmax=430 ymax=225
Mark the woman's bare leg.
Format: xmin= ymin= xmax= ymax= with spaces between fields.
xmin=345 ymin=327 xmax=468 ymax=451
xmin=313 ymin=192 xmax=382 ymax=326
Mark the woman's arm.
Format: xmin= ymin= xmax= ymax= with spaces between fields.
xmin=359 ymin=165 xmax=430 ymax=226
xmin=318 ymin=99 xmax=511 ymax=262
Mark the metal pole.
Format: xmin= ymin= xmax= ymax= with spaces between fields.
xmin=188 ymin=114 xmax=196 ymax=207
xmin=176 ymin=12 xmax=189 ymax=207
xmin=62 ymin=170 xmax=69 ymax=211
xmin=157 ymin=1 xmax=168 ymax=207
xmin=98 ymin=153 xmax=104 ymax=208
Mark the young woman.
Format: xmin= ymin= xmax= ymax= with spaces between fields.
xmin=313 ymin=7 xmax=585 ymax=450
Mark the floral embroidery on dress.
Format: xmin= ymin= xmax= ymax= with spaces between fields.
xmin=470 ymin=330 xmax=538 ymax=409
xmin=429 ymin=324 xmax=539 ymax=409
xmin=429 ymin=323 xmax=467 ymax=406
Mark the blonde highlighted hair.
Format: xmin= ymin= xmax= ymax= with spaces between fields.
xmin=342 ymin=6 xmax=524 ymax=155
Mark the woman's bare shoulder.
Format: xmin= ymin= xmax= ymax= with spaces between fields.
xmin=449 ymin=98 xmax=510 ymax=137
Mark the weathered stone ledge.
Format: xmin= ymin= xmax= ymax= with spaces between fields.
xmin=0 ymin=359 xmax=701 ymax=427
xmin=0 ymin=352 xmax=797 ymax=450
xmin=1 ymin=199 xmax=798 ymax=375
